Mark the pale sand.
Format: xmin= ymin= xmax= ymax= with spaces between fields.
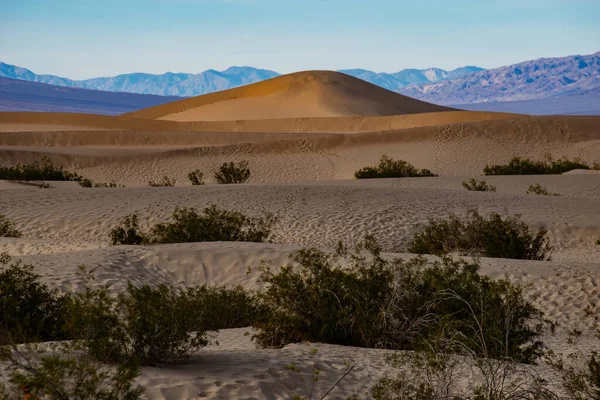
xmin=1 ymin=71 xmax=600 ymax=399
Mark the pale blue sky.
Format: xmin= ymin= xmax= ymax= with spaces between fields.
xmin=1 ymin=0 xmax=599 ymax=79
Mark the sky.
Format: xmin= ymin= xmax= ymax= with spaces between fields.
xmin=1 ymin=0 xmax=599 ymax=79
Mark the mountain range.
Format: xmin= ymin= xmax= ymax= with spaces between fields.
xmin=0 ymin=62 xmax=482 ymax=97
xmin=0 ymin=51 xmax=598 ymax=115
xmin=401 ymin=52 xmax=600 ymax=104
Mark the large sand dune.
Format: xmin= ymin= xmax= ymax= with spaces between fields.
xmin=124 ymin=71 xmax=455 ymax=121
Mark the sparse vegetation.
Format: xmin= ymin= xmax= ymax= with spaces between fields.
xmin=253 ymin=237 xmax=546 ymax=364
xmin=78 ymin=178 xmax=123 ymax=188
xmin=70 ymin=279 xmax=211 ymax=366
xmin=408 ymin=209 xmax=552 ymax=260
xmin=214 ymin=161 xmax=251 ymax=184
xmin=109 ymin=214 xmax=146 ymax=245
xmin=0 ymin=253 xmax=70 ymax=345
xmin=148 ymin=176 xmax=176 ymax=187
xmin=0 ymin=347 xmax=144 ymax=400
xmin=0 ymin=157 xmax=83 ymax=182
xmin=462 ymin=178 xmax=497 ymax=192
xmin=110 ymin=205 xmax=277 ymax=245
xmin=526 ymin=183 xmax=560 ymax=196
xmin=355 ymin=155 xmax=437 ymax=179
xmin=0 ymin=215 xmax=22 ymax=238
xmin=484 ymin=155 xmax=599 ymax=175
xmin=187 ymin=169 xmax=205 ymax=185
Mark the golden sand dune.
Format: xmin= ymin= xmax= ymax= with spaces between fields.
xmin=124 ymin=71 xmax=456 ymax=121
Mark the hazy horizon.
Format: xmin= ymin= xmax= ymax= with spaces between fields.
xmin=2 ymin=0 xmax=599 ymax=80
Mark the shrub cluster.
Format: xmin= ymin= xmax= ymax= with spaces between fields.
xmin=462 ymin=178 xmax=497 ymax=192
xmin=0 ymin=254 xmax=70 ymax=345
xmin=214 ymin=160 xmax=251 ymax=184
xmin=0 ymin=157 xmax=83 ymax=182
xmin=484 ymin=155 xmax=598 ymax=175
xmin=109 ymin=205 xmax=277 ymax=245
xmin=187 ymin=169 xmax=205 ymax=185
xmin=78 ymin=178 xmax=123 ymax=188
xmin=0 ymin=215 xmax=22 ymax=238
xmin=355 ymin=155 xmax=437 ymax=179
xmin=408 ymin=209 xmax=552 ymax=260
xmin=526 ymin=183 xmax=560 ymax=196
xmin=253 ymin=237 xmax=546 ymax=364
xmin=148 ymin=176 xmax=176 ymax=187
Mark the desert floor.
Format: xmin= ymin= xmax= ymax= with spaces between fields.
xmin=2 ymin=72 xmax=600 ymax=399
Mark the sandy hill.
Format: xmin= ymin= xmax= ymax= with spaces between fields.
xmin=124 ymin=70 xmax=455 ymax=121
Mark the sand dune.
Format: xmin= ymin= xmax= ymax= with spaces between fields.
xmin=124 ymin=71 xmax=456 ymax=121
xmin=1 ymin=115 xmax=598 ymax=180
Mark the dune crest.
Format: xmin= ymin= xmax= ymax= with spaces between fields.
xmin=124 ymin=70 xmax=456 ymax=121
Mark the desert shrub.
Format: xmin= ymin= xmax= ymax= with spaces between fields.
xmin=0 ymin=215 xmax=21 ymax=238
xmin=355 ymin=155 xmax=437 ymax=179
xmin=0 ymin=157 xmax=83 ymax=181
xmin=253 ymin=238 xmax=546 ymax=363
xmin=526 ymin=184 xmax=560 ymax=196
xmin=70 ymin=280 xmax=210 ymax=366
xmin=214 ymin=161 xmax=251 ymax=184
xmin=109 ymin=206 xmax=276 ymax=246
xmin=484 ymin=155 xmax=597 ymax=175
xmin=0 ymin=347 xmax=143 ymax=400
xmin=462 ymin=178 xmax=497 ymax=192
xmin=78 ymin=179 xmax=122 ymax=188
xmin=0 ymin=253 xmax=70 ymax=345
xmin=187 ymin=169 xmax=205 ymax=186
xmin=148 ymin=176 xmax=176 ymax=187
xmin=109 ymin=214 xmax=146 ymax=245
xmin=189 ymin=285 xmax=265 ymax=330
xmin=147 ymin=205 xmax=277 ymax=244
xmin=596 ymin=239 xmax=600 ymax=245
xmin=408 ymin=209 xmax=552 ymax=261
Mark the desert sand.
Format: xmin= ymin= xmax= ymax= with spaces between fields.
xmin=1 ymin=71 xmax=600 ymax=399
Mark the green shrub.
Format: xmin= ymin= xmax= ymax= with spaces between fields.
xmin=0 ymin=349 xmax=143 ymax=400
xmin=0 ymin=215 xmax=22 ymax=238
xmin=253 ymin=238 xmax=546 ymax=363
xmin=70 ymin=280 xmax=211 ymax=366
xmin=109 ymin=214 xmax=146 ymax=245
xmin=408 ymin=209 xmax=552 ymax=261
xmin=484 ymin=155 xmax=598 ymax=175
xmin=187 ymin=169 xmax=205 ymax=185
xmin=109 ymin=206 xmax=276 ymax=246
xmin=355 ymin=155 xmax=437 ymax=179
xmin=0 ymin=253 xmax=70 ymax=345
xmin=0 ymin=157 xmax=83 ymax=181
xmin=526 ymin=184 xmax=560 ymax=196
xmin=78 ymin=179 xmax=122 ymax=188
xmin=148 ymin=205 xmax=276 ymax=244
xmin=215 ymin=161 xmax=251 ymax=184
xmin=462 ymin=178 xmax=497 ymax=192
xmin=189 ymin=285 xmax=265 ymax=331
xmin=148 ymin=176 xmax=176 ymax=187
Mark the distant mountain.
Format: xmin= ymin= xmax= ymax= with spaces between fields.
xmin=0 ymin=62 xmax=481 ymax=97
xmin=336 ymin=66 xmax=483 ymax=91
xmin=0 ymin=63 xmax=279 ymax=97
xmin=0 ymin=77 xmax=180 ymax=115
xmin=400 ymin=52 xmax=600 ymax=104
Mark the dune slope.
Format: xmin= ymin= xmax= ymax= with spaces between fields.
xmin=124 ymin=71 xmax=456 ymax=121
